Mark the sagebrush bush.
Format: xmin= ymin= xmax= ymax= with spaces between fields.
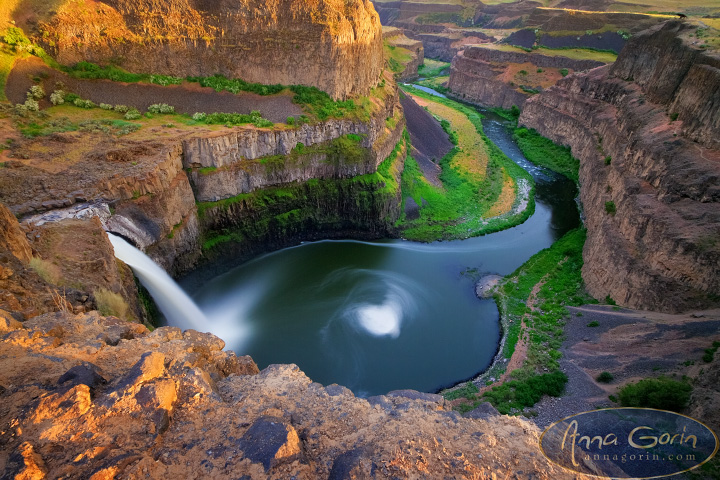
xmin=124 ymin=109 xmax=142 ymax=120
xmin=29 ymin=85 xmax=45 ymax=99
xmin=147 ymin=103 xmax=175 ymax=114
xmin=23 ymin=99 xmax=39 ymax=112
xmin=192 ymin=112 xmax=207 ymax=121
xmin=73 ymin=98 xmax=95 ymax=109
xmin=99 ymin=103 xmax=113 ymax=110
xmin=114 ymin=105 xmax=129 ymax=113
xmin=50 ymin=90 xmax=65 ymax=105
xmin=94 ymin=288 xmax=130 ymax=320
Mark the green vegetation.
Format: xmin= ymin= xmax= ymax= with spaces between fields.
xmin=191 ymin=110 xmax=274 ymax=128
xmin=560 ymin=68 xmax=569 ymax=77
xmin=18 ymin=116 xmax=141 ymax=138
xmin=481 ymin=43 xmax=618 ymax=63
xmin=512 ymin=127 xmax=579 ymax=183
xmin=597 ymin=371 xmax=613 ymax=383
xmin=449 ymin=229 xmax=597 ymax=413
xmin=480 ymin=371 xmax=568 ymax=415
xmin=605 ymin=201 xmax=616 ymax=215
xmin=198 ymin=135 xmax=406 ymax=251
xmin=444 ymin=382 xmax=480 ymax=401
xmin=384 ymin=41 xmax=413 ymax=75
xmin=587 ymin=320 xmax=600 ymax=327
xmin=703 ymin=341 xmax=720 ymax=363
xmin=289 ymin=85 xmax=358 ymax=121
xmin=604 ymin=155 xmax=612 ymax=165
xmin=61 ymin=62 xmax=361 ymax=122
xmin=398 ymin=85 xmax=535 ymax=242
xmin=418 ymin=59 xmax=450 ymax=78
xmin=617 ymin=376 xmax=692 ymax=412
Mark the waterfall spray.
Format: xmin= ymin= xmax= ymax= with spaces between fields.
xmin=107 ymin=233 xmax=209 ymax=332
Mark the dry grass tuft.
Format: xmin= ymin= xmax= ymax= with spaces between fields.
xmin=94 ymin=288 xmax=129 ymax=320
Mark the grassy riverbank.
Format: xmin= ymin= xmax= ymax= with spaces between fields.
xmin=398 ymin=85 xmax=534 ymax=241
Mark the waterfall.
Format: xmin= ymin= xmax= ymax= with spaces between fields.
xmin=107 ymin=233 xmax=209 ymax=332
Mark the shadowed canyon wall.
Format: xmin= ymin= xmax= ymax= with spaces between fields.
xmin=520 ymin=21 xmax=720 ymax=313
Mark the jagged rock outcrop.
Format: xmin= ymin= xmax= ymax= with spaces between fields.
xmin=448 ymin=46 xmax=606 ymax=109
xmin=0 ymin=310 xmax=592 ymax=479
xmin=520 ymin=21 xmax=720 ymax=312
xmin=0 ymin=205 xmax=142 ymax=321
xmin=33 ymin=0 xmax=383 ymax=100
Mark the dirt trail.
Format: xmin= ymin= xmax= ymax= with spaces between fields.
xmin=6 ymin=57 xmax=302 ymax=123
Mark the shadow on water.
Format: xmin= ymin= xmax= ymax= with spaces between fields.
xmin=175 ymin=100 xmax=581 ymax=397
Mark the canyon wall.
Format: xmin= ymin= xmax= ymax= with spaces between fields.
xmin=520 ymin=21 xmax=720 ymax=313
xmin=383 ymin=27 xmax=424 ymax=81
xmin=448 ymin=46 xmax=606 ymax=109
xmin=33 ymin=0 xmax=383 ymax=100
xmin=2 ymin=80 xmax=405 ymax=279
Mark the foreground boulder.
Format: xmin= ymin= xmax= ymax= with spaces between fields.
xmin=0 ymin=311 xmax=591 ymax=479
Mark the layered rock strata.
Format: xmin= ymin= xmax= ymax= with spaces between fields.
xmin=1 ymin=78 xmax=405 ymax=277
xmin=448 ymin=46 xmax=606 ymax=109
xmin=33 ymin=0 xmax=383 ymax=100
xmin=520 ymin=21 xmax=720 ymax=312
xmin=383 ymin=27 xmax=425 ymax=81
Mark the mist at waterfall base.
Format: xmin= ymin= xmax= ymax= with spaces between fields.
xmin=107 ymin=234 xmax=246 ymax=350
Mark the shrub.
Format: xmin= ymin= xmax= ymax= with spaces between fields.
xmin=444 ymin=382 xmax=479 ymax=401
xmin=518 ymin=70 xmax=528 ymax=75
xmin=29 ymin=85 xmax=45 ymax=99
xmin=30 ymin=257 xmax=62 ymax=284
xmin=113 ymin=105 xmax=129 ymax=113
xmin=73 ymin=98 xmax=95 ymax=109
xmin=99 ymin=103 xmax=113 ymax=110
xmin=597 ymin=371 xmax=613 ymax=383
xmin=286 ymin=116 xmax=295 ymax=126
xmin=703 ymin=341 xmax=720 ymax=363
xmin=617 ymin=377 xmax=692 ymax=412
xmin=147 ymin=103 xmax=175 ymax=114
xmin=560 ymin=68 xmax=569 ymax=77
xmin=605 ymin=201 xmax=616 ymax=215
xmin=192 ymin=112 xmax=207 ymax=121
xmin=124 ymin=109 xmax=142 ymax=120
xmin=94 ymin=288 xmax=130 ymax=320
xmin=149 ymin=75 xmax=182 ymax=86
xmin=510 ymin=105 xmax=520 ymax=119
xmin=50 ymin=90 xmax=65 ymax=105
xmin=604 ymin=295 xmax=616 ymax=305
xmin=587 ymin=320 xmax=599 ymax=327
xmin=536 ymin=68 xmax=543 ymax=73
xmin=23 ymin=99 xmax=40 ymax=112
xmin=604 ymin=156 xmax=611 ymax=165
xmin=670 ymin=112 xmax=679 ymax=121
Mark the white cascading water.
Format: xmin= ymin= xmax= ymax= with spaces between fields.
xmin=107 ymin=233 xmax=209 ymax=332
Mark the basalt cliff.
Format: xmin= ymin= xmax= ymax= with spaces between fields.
xmin=520 ymin=20 xmax=720 ymax=313
xmin=448 ymin=45 xmax=608 ymax=109
xmin=30 ymin=0 xmax=383 ymax=100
